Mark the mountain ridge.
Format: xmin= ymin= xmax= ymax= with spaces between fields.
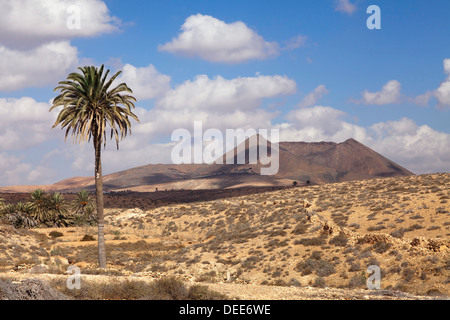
xmin=0 ymin=138 xmax=414 ymax=193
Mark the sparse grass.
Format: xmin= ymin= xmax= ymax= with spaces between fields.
xmin=1 ymin=173 xmax=449 ymax=298
xmin=51 ymin=276 xmax=228 ymax=300
xmin=329 ymin=233 xmax=348 ymax=247
xmin=295 ymin=251 xmax=336 ymax=277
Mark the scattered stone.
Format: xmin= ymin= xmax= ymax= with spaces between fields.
xmin=0 ymin=279 xmax=69 ymax=300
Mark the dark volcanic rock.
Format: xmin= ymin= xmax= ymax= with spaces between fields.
xmin=0 ymin=279 xmax=69 ymax=300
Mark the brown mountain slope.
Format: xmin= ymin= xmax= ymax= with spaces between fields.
xmin=277 ymin=138 xmax=413 ymax=182
xmin=0 ymin=138 xmax=414 ymax=193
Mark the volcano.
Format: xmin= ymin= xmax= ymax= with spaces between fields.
xmin=0 ymin=138 xmax=414 ymax=193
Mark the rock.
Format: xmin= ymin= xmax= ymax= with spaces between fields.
xmin=0 ymin=279 xmax=70 ymax=300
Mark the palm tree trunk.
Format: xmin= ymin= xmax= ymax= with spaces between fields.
xmin=94 ymin=134 xmax=107 ymax=269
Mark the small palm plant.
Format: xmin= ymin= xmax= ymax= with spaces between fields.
xmin=72 ymin=189 xmax=94 ymax=214
xmin=48 ymin=192 xmax=72 ymax=227
xmin=29 ymin=189 xmax=52 ymax=224
xmin=72 ymin=189 xmax=96 ymax=225
xmin=2 ymin=202 xmax=37 ymax=229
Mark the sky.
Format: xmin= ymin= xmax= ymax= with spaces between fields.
xmin=0 ymin=0 xmax=450 ymax=187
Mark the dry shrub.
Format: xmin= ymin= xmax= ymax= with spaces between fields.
xmin=52 ymin=277 xmax=227 ymax=300
xmin=329 ymin=233 xmax=348 ymax=247
xmin=295 ymin=251 xmax=336 ymax=277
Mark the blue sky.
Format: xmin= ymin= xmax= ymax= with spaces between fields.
xmin=0 ymin=0 xmax=449 ymax=187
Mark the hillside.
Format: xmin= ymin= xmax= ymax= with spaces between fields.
xmin=0 ymin=173 xmax=448 ymax=299
xmin=0 ymin=138 xmax=414 ymax=193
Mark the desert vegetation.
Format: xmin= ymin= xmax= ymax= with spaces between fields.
xmin=0 ymin=173 xmax=449 ymax=299
xmin=0 ymin=189 xmax=96 ymax=228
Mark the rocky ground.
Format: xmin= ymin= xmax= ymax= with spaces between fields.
xmin=0 ymin=173 xmax=449 ymax=300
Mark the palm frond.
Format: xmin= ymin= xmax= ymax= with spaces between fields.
xmin=50 ymin=65 xmax=139 ymax=149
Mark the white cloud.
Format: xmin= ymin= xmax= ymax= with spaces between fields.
xmin=412 ymin=90 xmax=434 ymax=106
xmin=360 ymin=80 xmax=403 ymax=105
xmin=0 ymin=97 xmax=57 ymax=150
xmin=368 ymin=118 xmax=450 ymax=174
xmin=66 ymin=72 xmax=296 ymax=175
xmin=0 ymin=0 xmax=120 ymax=49
xmin=130 ymin=73 xmax=296 ymax=140
xmin=65 ymin=71 xmax=450 ymax=177
xmin=0 ymin=153 xmax=32 ymax=186
xmin=156 ymin=74 xmax=296 ymax=112
xmin=444 ymin=59 xmax=450 ymax=74
xmin=0 ymin=41 xmax=78 ymax=91
xmin=158 ymin=14 xmax=279 ymax=63
xmin=408 ymin=59 xmax=450 ymax=108
xmin=298 ymin=85 xmax=329 ymax=108
xmin=281 ymin=105 xmax=450 ymax=174
xmin=284 ymin=105 xmax=364 ymax=142
xmin=0 ymin=152 xmax=58 ymax=186
xmin=283 ymin=35 xmax=307 ymax=50
xmin=335 ymin=0 xmax=357 ymax=15
xmin=434 ymin=59 xmax=450 ymax=107
xmin=116 ymin=64 xmax=171 ymax=101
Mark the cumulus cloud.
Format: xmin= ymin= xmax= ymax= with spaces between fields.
xmin=0 ymin=0 xmax=120 ymax=49
xmin=0 ymin=152 xmax=59 ymax=186
xmin=298 ymin=85 xmax=329 ymax=108
xmin=412 ymin=90 xmax=434 ymax=106
xmin=434 ymin=59 xmax=450 ymax=107
xmin=0 ymin=153 xmax=32 ymax=186
xmin=156 ymin=74 xmax=296 ymax=111
xmin=368 ymin=118 xmax=450 ymax=174
xmin=281 ymin=105 xmax=450 ymax=174
xmin=0 ymin=41 xmax=78 ymax=91
xmin=283 ymin=105 xmax=365 ymax=142
xmin=133 ymin=73 xmax=296 ymax=140
xmin=0 ymin=97 xmax=59 ymax=186
xmin=116 ymin=64 xmax=172 ymax=101
xmin=0 ymin=97 xmax=57 ymax=150
xmin=335 ymin=0 xmax=357 ymax=15
xmin=64 ymin=71 xmax=450 ymax=177
xmin=359 ymin=80 xmax=403 ymax=105
xmin=58 ymin=71 xmax=297 ymax=176
xmin=158 ymin=14 xmax=279 ymax=63
xmin=0 ymin=0 xmax=120 ymax=91
xmin=412 ymin=59 xmax=450 ymax=108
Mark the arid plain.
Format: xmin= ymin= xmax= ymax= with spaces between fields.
xmin=0 ymin=173 xmax=448 ymax=299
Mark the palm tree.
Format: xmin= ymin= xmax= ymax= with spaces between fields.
xmin=72 ymin=189 xmax=96 ymax=225
xmin=1 ymin=201 xmax=37 ymax=229
xmin=29 ymin=189 xmax=51 ymax=224
xmin=71 ymin=189 xmax=94 ymax=214
xmin=50 ymin=65 xmax=138 ymax=268
xmin=48 ymin=192 xmax=71 ymax=227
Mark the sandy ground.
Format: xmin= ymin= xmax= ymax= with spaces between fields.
xmin=1 ymin=173 xmax=449 ymax=300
